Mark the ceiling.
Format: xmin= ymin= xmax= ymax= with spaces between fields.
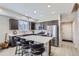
xmin=0 ymin=3 xmax=74 ymax=21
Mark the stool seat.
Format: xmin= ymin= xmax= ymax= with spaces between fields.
xmin=31 ymin=43 xmax=45 ymax=56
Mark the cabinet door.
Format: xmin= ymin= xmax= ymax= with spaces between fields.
xmin=9 ymin=19 xmax=18 ymax=30
xmin=31 ymin=22 xmax=35 ymax=30
xmin=9 ymin=36 xmax=16 ymax=47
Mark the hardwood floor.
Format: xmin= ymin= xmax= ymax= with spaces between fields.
xmin=51 ymin=41 xmax=79 ymax=56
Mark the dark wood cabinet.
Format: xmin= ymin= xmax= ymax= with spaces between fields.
xmin=9 ymin=36 xmax=16 ymax=47
xmin=9 ymin=19 xmax=18 ymax=30
xmin=31 ymin=22 xmax=35 ymax=30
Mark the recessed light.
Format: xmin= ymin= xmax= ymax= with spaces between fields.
xmin=34 ymin=10 xmax=37 ymax=14
xmin=48 ymin=5 xmax=51 ymax=8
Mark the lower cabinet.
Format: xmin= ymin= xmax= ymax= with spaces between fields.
xmin=51 ymin=37 xmax=59 ymax=47
xmin=9 ymin=36 xmax=16 ymax=47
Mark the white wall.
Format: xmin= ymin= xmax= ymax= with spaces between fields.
xmin=60 ymin=12 xmax=79 ymax=49
xmin=60 ymin=14 xmax=74 ymax=41
xmin=61 ymin=13 xmax=74 ymax=22
xmin=0 ymin=15 xmax=9 ymax=33
xmin=61 ymin=13 xmax=75 ymax=42
xmin=75 ymin=9 xmax=79 ymax=49
xmin=0 ymin=15 xmax=10 ymax=43
xmin=72 ymin=10 xmax=79 ymax=49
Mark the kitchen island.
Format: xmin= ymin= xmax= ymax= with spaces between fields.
xmin=21 ymin=35 xmax=53 ymax=56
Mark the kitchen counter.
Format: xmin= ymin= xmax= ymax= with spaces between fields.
xmin=21 ymin=35 xmax=53 ymax=56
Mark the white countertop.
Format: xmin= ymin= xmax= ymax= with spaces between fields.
xmin=21 ymin=35 xmax=53 ymax=43
xmin=8 ymin=33 xmax=32 ymax=37
xmin=8 ymin=34 xmax=23 ymax=36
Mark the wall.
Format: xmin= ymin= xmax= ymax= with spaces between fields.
xmin=0 ymin=16 xmax=9 ymax=33
xmin=0 ymin=15 xmax=10 ymax=43
xmin=0 ymin=15 xmax=33 ymax=43
xmin=60 ymin=13 xmax=74 ymax=41
xmin=61 ymin=14 xmax=74 ymax=23
xmin=60 ymin=13 xmax=79 ymax=49
xmin=70 ymin=7 xmax=79 ymax=50
xmin=73 ymin=9 xmax=79 ymax=49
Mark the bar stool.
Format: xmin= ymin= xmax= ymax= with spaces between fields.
xmin=31 ymin=43 xmax=45 ymax=56
xmin=15 ymin=37 xmax=22 ymax=56
xmin=21 ymin=40 xmax=34 ymax=56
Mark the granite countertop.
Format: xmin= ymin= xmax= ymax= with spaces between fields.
xmin=21 ymin=35 xmax=53 ymax=43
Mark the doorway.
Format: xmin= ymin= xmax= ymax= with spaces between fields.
xmin=61 ymin=22 xmax=73 ymax=42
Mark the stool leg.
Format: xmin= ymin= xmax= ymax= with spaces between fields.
xmin=21 ymin=49 xmax=24 ymax=56
xmin=19 ymin=46 xmax=20 ymax=56
xmin=15 ymin=46 xmax=17 ymax=55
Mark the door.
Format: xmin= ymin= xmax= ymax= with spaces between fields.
xmin=61 ymin=23 xmax=73 ymax=41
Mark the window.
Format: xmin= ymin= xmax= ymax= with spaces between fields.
xmin=18 ymin=20 xmax=29 ymax=32
xmin=35 ymin=23 xmax=44 ymax=30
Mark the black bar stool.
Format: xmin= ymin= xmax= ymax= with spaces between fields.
xmin=15 ymin=37 xmax=22 ymax=56
xmin=21 ymin=40 xmax=34 ymax=56
xmin=31 ymin=43 xmax=45 ymax=56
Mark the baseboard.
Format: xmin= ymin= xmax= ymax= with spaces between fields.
xmin=62 ymin=40 xmax=73 ymax=43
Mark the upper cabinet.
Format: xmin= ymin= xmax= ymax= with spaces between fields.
xmin=9 ymin=19 xmax=18 ymax=30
